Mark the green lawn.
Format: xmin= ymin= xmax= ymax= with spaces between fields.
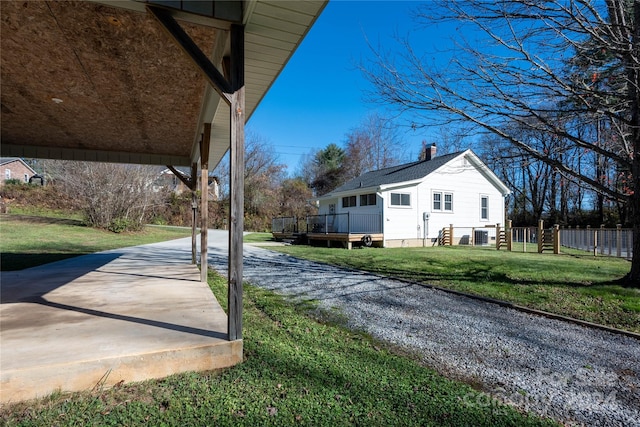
xmin=0 ymin=214 xmax=191 ymax=270
xmin=0 ymin=271 xmax=557 ymax=426
xmin=259 ymin=241 xmax=639 ymax=333
xmin=0 ymin=219 xmax=629 ymax=425
xmin=243 ymin=232 xmax=274 ymax=243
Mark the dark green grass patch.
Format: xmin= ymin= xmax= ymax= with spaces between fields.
xmin=270 ymin=245 xmax=639 ymax=333
xmin=243 ymin=232 xmax=275 ymax=243
xmin=0 ymin=272 xmax=557 ymax=427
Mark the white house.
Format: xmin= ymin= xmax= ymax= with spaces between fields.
xmin=313 ymin=148 xmax=511 ymax=248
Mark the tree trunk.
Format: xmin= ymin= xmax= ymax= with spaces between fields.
xmin=623 ymin=1 xmax=640 ymax=287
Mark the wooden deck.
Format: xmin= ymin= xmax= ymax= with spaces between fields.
xmin=272 ymin=232 xmax=383 ymax=249
xmin=306 ymin=233 xmax=384 ymax=249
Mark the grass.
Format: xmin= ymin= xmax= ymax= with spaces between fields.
xmin=0 ymin=271 xmax=557 ymax=426
xmin=243 ymin=232 xmax=274 ymax=243
xmin=265 ymin=244 xmax=640 ymax=333
xmin=0 ymin=214 xmax=191 ymax=270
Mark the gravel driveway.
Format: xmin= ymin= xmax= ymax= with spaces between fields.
xmin=206 ymin=235 xmax=640 ymax=426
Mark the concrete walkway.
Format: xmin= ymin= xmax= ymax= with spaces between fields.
xmin=0 ymin=237 xmax=241 ymax=404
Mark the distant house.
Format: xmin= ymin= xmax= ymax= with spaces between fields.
xmin=155 ymin=168 xmax=220 ymax=201
xmin=311 ymin=147 xmax=511 ymax=248
xmin=0 ymin=158 xmax=37 ymax=186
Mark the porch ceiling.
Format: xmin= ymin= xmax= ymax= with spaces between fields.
xmin=0 ymin=0 xmax=327 ymax=168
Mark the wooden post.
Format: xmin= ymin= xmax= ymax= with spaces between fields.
xmin=147 ymin=10 xmax=246 ymax=342
xmin=616 ymin=224 xmax=622 ymax=258
xmin=191 ymin=162 xmax=198 ymax=264
xmin=200 ymin=125 xmax=210 ymax=283
xmin=191 ymin=190 xmax=197 ymax=264
xmin=600 ymin=224 xmax=605 ymax=255
xmin=449 ymin=224 xmax=454 ymax=246
xmin=524 ymin=227 xmax=528 ymax=252
xmin=227 ymin=24 xmax=245 ymax=342
xmin=471 ymin=227 xmax=475 ymax=246
xmin=506 ymin=220 xmax=512 ymax=252
xmin=538 ymin=219 xmax=544 ymax=253
xmin=553 ymin=224 xmax=560 ymax=254
xmin=496 ymin=223 xmax=501 ymax=250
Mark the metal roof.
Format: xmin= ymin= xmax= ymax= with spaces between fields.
xmin=1 ymin=0 xmax=327 ymax=169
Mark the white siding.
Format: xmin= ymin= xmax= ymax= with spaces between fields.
xmin=419 ymin=155 xmax=505 ymax=238
xmin=381 ymin=186 xmax=422 ymax=240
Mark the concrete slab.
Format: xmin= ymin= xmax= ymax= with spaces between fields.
xmin=0 ymin=237 xmax=242 ymax=405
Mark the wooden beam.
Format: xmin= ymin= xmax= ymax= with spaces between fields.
xmin=200 ymin=124 xmax=211 ymax=283
xmin=166 ymin=165 xmax=193 ymax=189
xmin=227 ymin=24 xmax=244 ymax=341
xmin=146 ymin=5 xmax=233 ymax=103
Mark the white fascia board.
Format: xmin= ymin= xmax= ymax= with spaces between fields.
xmin=316 ymin=186 xmax=379 ymax=201
xmin=378 ymin=179 xmax=423 ymax=192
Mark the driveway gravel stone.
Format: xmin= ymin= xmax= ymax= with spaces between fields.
xmin=206 ymin=235 xmax=640 ymax=427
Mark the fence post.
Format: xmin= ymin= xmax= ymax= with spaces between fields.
xmin=471 ymin=227 xmax=475 ymax=246
xmin=538 ymin=220 xmax=544 ymax=253
xmin=553 ymin=224 xmax=560 ymax=254
xmin=587 ymin=225 xmax=591 ymax=252
xmin=496 ymin=223 xmax=501 ymax=250
xmin=324 ymin=214 xmax=328 ymax=235
xmin=524 ymin=227 xmax=528 ymax=252
xmin=347 ymin=212 xmax=351 ymax=234
xmin=449 ymin=224 xmax=454 ymax=246
xmin=616 ymin=224 xmax=622 ymax=257
xmin=593 ymin=226 xmax=598 ymax=256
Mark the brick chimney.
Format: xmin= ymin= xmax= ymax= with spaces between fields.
xmin=421 ymin=142 xmax=437 ymax=161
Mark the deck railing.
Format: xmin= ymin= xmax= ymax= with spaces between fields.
xmin=306 ymin=213 xmax=382 ymax=234
xmin=271 ymin=216 xmax=303 ymax=234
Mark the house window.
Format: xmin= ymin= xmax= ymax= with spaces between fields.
xmin=444 ymin=193 xmax=453 ymax=211
xmin=342 ymin=196 xmax=356 ymax=208
xmin=5 ymin=169 xmax=10 ymax=180
xmin=481 ymin=196 xmax=489 ymax=220
xmin=433 ymin=192 xmax=453 ymax=211
xmin=390 ymin=192 xmax=410 ymax=207
xmin=360 ymin=193 xmax=376 ymax=206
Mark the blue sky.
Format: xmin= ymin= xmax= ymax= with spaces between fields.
xmin=248 ymin=1 xmax=444 ymax=176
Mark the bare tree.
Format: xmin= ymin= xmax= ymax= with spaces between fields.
xmin=362 ymin=0 xmax=640 ymax=286
xmin=278 ymin=177 xmax=316 ymax=219
xmin=343 ymin=112 xmax=405 ymax=179
xmin=213 ymin=131 xmax=286 ymax=231
xmin=45 ymin=160 xmax=164 ymax=232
